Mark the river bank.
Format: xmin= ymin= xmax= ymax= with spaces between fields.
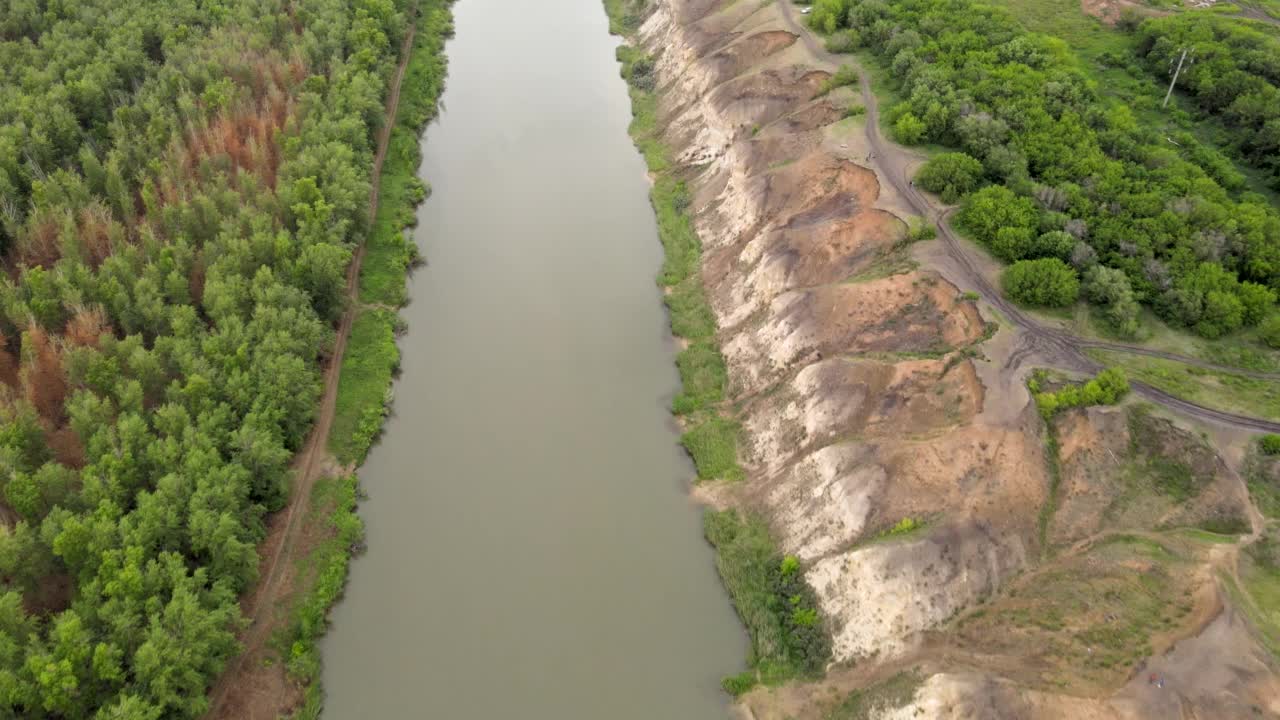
xmin=318 ymin=0 xmax=745 ymax=717
xmin=203 ymin=3 xmax=457 ymax=717
xmin=613 ymin=1 xmax=1280 ymax=718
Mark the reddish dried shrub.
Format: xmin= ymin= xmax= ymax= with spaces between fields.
xmin=77 ymin=203 xmax=118 ymax=268
xmin=16 ymin=209 xmax=65 ymax=269
xmin=19 ymin=324 xmax=67 ymax=424
xmin=0 ymin=332 xmax=19 ymax=389
xmin=64 ymin=306 xmax=110 ymax=348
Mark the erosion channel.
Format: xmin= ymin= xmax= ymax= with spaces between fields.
xmin=319 ymin=0 xmax=745 ymax=717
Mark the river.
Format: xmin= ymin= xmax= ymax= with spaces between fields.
xmin=318 ymin=1 xmax=746 ymax=717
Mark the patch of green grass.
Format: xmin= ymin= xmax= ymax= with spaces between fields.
xmin=956 ymin=540 xmax=1192 ymax=686
xmin=868 ymin=516 xmax=932 ymax=546
xmin=825 ymin=671 xmax=924 ymax=720
xmin=882 ymin=516 xmax=923 ymax=536
xmin=1232 ymin=532 xmax=1280 ymax=658
xmin=1126 ymin=405 xmax=1205 ymax=502
xmin=674 ymin=341 xmax=727 ymax=413
xmin=816 ymin=64 xmax=860 ymax=96
xmin=604 ymin=0 xmax=650 ymax=34
xmin=1196 ymin=515 xmax=1251 ymax=535
xmin=1251 ymin=477 xmax=1280 ymax=520
xmin=279 ymin=475 xmax=366 ymax=719
xmin=1178 ymin=527 xmax=1241 ymax=544
xmin=1245 ymin=449 xmax=1280 ymax=520
xmin=1147 ymin=457 xmax=1196 ymax=501
xmin=1198 ymin=332 xmax=1280 ymax=372
xmin=704 ymin=510 xmax=832 ymax=692
xmin=843 ymin=246 xmax=917 ymax=284
xmin=1037 ymin=418 xmax=1063 ymax=555
xmin=1089 ymin=349 xmax=1280 ymax=422
xmin=330 ymin=309 xmax=401 ymax=464
xmin=682 ymin=417 xmax=745 ymax=481
xmin=1056 ymin=304 xmax=1280 ymax=373
xmin=1097 ymin=533 xmax=1177 ymax=559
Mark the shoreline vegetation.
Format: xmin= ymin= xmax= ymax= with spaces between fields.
xmin=330 ymin=2 xmax=455 ymax=467
xmin=602 ymin=0 xmax=832 ymax=697
xmin=290 ymin=0 xmax=456 ymax=714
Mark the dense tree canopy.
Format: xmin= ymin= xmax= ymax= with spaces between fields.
xmin=813 ymin=0 xmax=1280 ymax=337
xmin=0 ymin=0 xmax=435 ymax=715
xmin=1135 ymin=15 xmax=1280 ymax=192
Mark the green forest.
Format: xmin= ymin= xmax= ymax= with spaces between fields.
xmin=811 ymin=0 xmax=1280 ymax=339
xmin=0 ymin=0 xmax=432 ymax=716
xmin=1135 ymin=16 xmax=1280 ymax=192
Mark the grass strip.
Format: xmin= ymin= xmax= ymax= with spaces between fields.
xmin=280 ymin=475 xmax=365 ymax=719
xmin=331 ymin=309 xmax=402 ymax=465
xmin=706 ymin=510 xmax=832 ymax=695
xmin=358 ymin=3 xmax=454 ymax=308
xmin=609 ymin=6 xmax=743 ymax=482
xmin=1089 ymin=348 xmax=1280 ymax=422
xmin=328 ymin=0 xmax=453 ymax=461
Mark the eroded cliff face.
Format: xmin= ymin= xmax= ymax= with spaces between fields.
xmin=633 ymin=1 xmax=1279 ymax=718
xmin=639 ymin=0 xmax=1045 ymax=667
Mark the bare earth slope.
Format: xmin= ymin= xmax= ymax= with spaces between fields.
xmin=637 ymin=1 xmax=1280 ymax=717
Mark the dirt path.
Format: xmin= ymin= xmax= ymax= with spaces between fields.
xmin=776 ymin=1 xmax=1280 ymax=434
xmin=203 ymin=10 xmax=420 ymax=719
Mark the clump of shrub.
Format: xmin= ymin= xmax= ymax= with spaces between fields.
xmin=957 ymin=186 xmax=1039 ymax=260
xmin=825 ymin=29 xmax=861 ymax=53
xmin=883 ymin=517 xmax=922 ymax=536
xmin=893 ymin=112 xmax=928 ymax=144
xmin=906 ymin=218 xmax=937 ymax=242
xmin=817 ymin=64 xmax=860 ymax=96
xmin=1259 ymin=314 xmax=1280 ymax=349
xmin=705 ymin=511 xmax=832 ymax=692
xmin=625 ymin=53 xmax=656 ymax=91
xmin=1260 ymin=434 xmax=1280 ymax=456
xmin=1083 ymin=265 xmax=1141 ymax=338
xmin=1034 ymin=368 xmax=1130 ymax=419
xmin=721 ymin=670 xmax=758 ymax=696
xmin=915 ymin=152 xmax=984 ymax=203
xmin=1003 ymin=258 xmax=1080 ymax=307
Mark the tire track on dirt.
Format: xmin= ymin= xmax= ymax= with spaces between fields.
xmin=776 ymin=0 xmax=1280 ymax=433
xmin=203 ymin=9 xmax=420 ymax=718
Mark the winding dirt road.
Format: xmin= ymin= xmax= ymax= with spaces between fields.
xmin=777 ymin=0 xmax=1280 ymax=433
xmin=203 ymin=9 xmax=421 ymax=719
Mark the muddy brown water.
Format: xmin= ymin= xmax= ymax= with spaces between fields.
xmin=318 ymin=1 xmax=745 ymax=717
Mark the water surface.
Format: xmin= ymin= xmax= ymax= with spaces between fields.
xmin=319 ymin=1 xmax=746 ymax=716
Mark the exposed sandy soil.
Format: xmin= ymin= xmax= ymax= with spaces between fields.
xmin=639 ymin=0 xmax=1280 ymax=717
xmin=1081 ymin=0 xmax=1167 ymax=25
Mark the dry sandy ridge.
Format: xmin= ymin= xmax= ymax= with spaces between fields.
xmin=638 ymin=0 xmax=1280 ymax=717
